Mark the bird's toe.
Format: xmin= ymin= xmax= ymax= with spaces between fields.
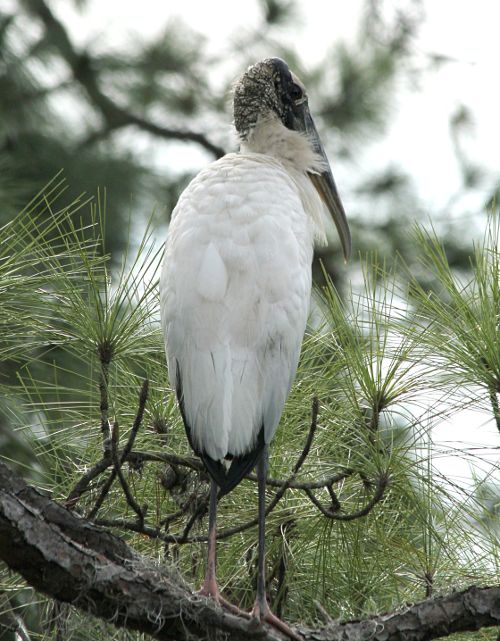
xmin=252 ymin=600 xmax=304 ymax=641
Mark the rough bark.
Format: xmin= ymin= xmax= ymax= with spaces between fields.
xmin=0 ymin=461 xmax=499 ymax=641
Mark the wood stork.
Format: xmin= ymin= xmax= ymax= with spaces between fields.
xmin=160 ymin=58 xmax=350 ymax=638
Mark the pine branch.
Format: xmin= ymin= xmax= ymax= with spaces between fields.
xmin=86 ymin=379 xmax=149 ymax=520
xmin=488 ymin=383 xmax=500 ymax=434
xmin=1 ymin=460 xmax=499 ymax=641
xmin=110 ymin=421 xmax=145 ymax=525
xmin=0 ymin=591 xmax=31 ymax=641
xmin=22 ymin=0 xmax=227 ymax=158
xmin=304 ymin=471 xmax=389 ymax=521
xmin=62 ymin=396 xmax=358 ymax=527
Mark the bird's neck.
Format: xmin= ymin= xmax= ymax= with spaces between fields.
xmin=239 ymin=115 xmax=324 ymax=174
xmin=238 ymin=115 xmax=329 ymax=247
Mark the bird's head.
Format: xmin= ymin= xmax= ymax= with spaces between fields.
xmin=233 ymin=58 xmax=351 ymax=261
xmin=233 ymin=58 xmax=307 ymax=140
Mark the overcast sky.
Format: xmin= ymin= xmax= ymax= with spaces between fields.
xmin=47 ymin=0 xmax=500 ymax=225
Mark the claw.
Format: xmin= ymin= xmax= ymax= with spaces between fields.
xmin=197 ymin=580 xmax=250 ymax=618
xmin=252 ymin=599 xmax=304 ymax=641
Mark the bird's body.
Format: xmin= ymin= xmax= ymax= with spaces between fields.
xmin=160 ymin=58 xmax=350 ymax=639
xmin=161 ymin=146 xmax=326 ymax=483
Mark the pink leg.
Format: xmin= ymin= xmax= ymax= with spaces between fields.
xmin=198 ymin=480 xmax=218 ymax=598
xmin=251 ymin=446 xmax=303 ymax=641
xmin=197 ymin=481 xmax=250 ymax=618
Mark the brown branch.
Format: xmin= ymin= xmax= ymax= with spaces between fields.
xmin=86 ymin=466 xmax=115 ymax=519
xmin=107 ymin=380 xmax=149 ymax=523
xmin=23 ymin=0 xmax=227 ymax=159
xmin=1 ymin=460 xmax=499 ymax=641
xmin=65 ymin=450 xmax=203 ymax=510
xmin=126 ymin=450 xmax=204 ymax=473
xmin=110 ymin=421 xmax=145 ymax=525
xmin=253 ymin=469 xmax=353 ymax=490
xmin=180 ymin=498 xmax=209 ymax=541
xmin=99 ymin=359 xmax=112 ymax=459
xmin=304 ymin=472 xmax=389 ymax=521
xmin=64 ymin=456 xmax=112 ymax=508
xmin=122 ymin=379 xmax=149 ymax=459
xmin=87 ymin=380 xmax=149 ymax=519
xmin=488 ymin=383 xmax=500 ymax=434
xmin=92 ymin=517 xmax=164 ymax=540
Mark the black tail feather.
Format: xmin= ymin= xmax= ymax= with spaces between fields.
xmin=201 ymin=428 xmax=265 ymax=496
xmin=174 ymin=359 xmax=265 ymax=495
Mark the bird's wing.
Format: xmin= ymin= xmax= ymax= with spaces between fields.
xmin=160 ymin=153 xmax=314 ymax=468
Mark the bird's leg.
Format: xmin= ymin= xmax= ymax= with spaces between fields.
xmin=253 ymin=444 xmax=269 ymax=616
xmin=198 ymin=479 xmax=250 ymax=618
xmin=198 ymin=479 xmax=219 ymax=598
xmin=252 ymin=445 xmax=303 ymax=641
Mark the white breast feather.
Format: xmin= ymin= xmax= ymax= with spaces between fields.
xmin=160 ymin=152 xmax=321 ymax=461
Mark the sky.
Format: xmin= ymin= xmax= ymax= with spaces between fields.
xmin=12 ymin=0 xmax=500 ymax=495
xmin=48 ymin=0 xmax=500 ymax=225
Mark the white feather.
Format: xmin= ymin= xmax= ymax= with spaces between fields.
xmin=160 ymin=122 xmax=324 ymax=461
xmin=197 ymin=243 xmax=228 ymax=301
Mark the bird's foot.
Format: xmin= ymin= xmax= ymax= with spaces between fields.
xmin=197 ymin=578 xmax=250 ymax=618
xmin=251 ymin=599 xmax=304 ymax=641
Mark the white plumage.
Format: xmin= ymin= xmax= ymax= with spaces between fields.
xmin=160 ymin=149 xmax=326 ymax=461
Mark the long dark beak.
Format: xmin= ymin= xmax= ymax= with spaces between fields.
xmin=290 ymin=103 xmax=351 ymax=261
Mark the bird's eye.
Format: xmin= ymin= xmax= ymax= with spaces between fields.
xmin=290 ymin=83 xmax=303 ymax=102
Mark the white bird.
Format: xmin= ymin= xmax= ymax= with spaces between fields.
xmin=160 ymin=58 xmax=350 ymax=639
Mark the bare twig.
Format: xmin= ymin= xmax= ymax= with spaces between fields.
xmin=160 ymin=507 xmax=186 ymax=528
xmin=253 ymin=469 xmax=353 ymax=490
xmin=67 ymin=450 xmax=202 ymax=511
xmin=180 ymin=499 xmax=209 ymax=541
xmin=291 ymin=396 xmax=319 ymax=474
xmin=127 ymin=451 xmax=204 ymax=472
xmin=99 ymin=359 xmax=112 ymax=459
xmin=87 ymin=466 xmax=116 ymax=519
xmin=110 ymin=421 xmax=145 ymax=525
xmin=65 ymin=457 xmax=113 ymax=508
xmin=304 ymin=472 xmax=389 ymax=521
xmin=122 ymin=379 xmax=149 ymax=458
xmin=88 ymin=380 xmax=149 ymax=519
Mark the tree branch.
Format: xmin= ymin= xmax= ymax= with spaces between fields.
xmin=65 ymin=396 xmax=384 ymax=541
xmin=110 ymin=421 xmax=145 ymax=525
xmin=304 ymin=471 xmax=389 ymax=521
xmin=1 ymin=461 xmax=499 ymax=641
xmin=87 ymin=380 xmax=150 ymax=520
xmin=488 ymin=382 xmax=500 ymax=434
xmin=23 ymin=0 xmax=227 ymax=159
